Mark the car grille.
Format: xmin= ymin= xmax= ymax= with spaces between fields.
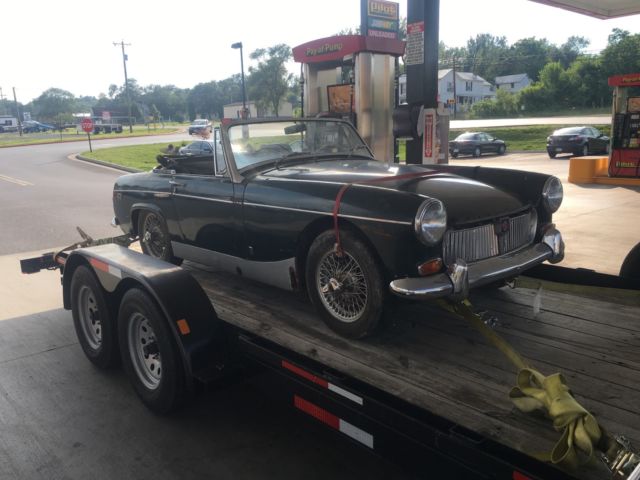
xmin=442 ymin=211 xmax=535 ymax=265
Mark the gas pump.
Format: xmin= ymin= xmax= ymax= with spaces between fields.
xmin=608 ymin=73 xmax=640 ymax=178
xmin=292 ymin=35 xmax=405 ymax=160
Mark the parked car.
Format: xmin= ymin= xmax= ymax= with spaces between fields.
xmin=22 ymin=120 xmax=56 ymax=133
xmin=113 ymin=118 xmax=564 ymax=338
xmin=546 ymin=126 xmax=610 ymax=158
xmin=449 ymin=132 xmax=507 ymax=158
xmin=188 ymin=119 xmax=212 ymax=136
xmin=178 ymin=140 xmax=214 ymax=155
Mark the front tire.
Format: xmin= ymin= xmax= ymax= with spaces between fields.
xmin=498 ymin=144 xmax=506 ymax=155
xmin=306 ymin=230 xmax=385 ymax=338
xmin=138 ymin=211 xmax=182 ymax=265
xmin=118 ymin=288 xmax=186 ymax=414
xmin=548 ymin=150 xmax=557 ymax=159
xmin=70 ymin=265 xmax=119 ymax=369
xmin=473 ymin=146 xmax=481 ymax=158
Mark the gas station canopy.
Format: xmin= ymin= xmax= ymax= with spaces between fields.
xmin=530 ymin=0 xmax=640 ymax=19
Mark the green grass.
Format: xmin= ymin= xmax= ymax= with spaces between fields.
xmin=0 ymin=124 xmax=183 ymax=148
xmin=80 ymin=142 xmax=188 ymax=171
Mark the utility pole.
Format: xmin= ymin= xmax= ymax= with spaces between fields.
xmin=13 ymin=87 xmax=22 ymax=137
xmin=452 ymin=56 xmax=457 ymax=119
xmin=113 ymin=40 xmax=133 ymax=133
xmin=0 ymin=87 xmax=5 ymax=115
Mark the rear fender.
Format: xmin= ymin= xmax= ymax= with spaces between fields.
xmin=62 ymin=244 xmax=230 ymax=385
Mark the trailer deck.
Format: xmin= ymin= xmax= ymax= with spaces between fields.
xmin=187 ymin=261 xmax=640 ymax=480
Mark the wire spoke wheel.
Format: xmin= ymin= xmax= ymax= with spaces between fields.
xmin=127 ymin=312 xmax=162 ymax=391
xmin=141 ymin=213 xmax=168 ymax=259
xmin=316 ymin=250 xmax=368 ymax=323
xmin=76 ymin=285 xmax=102 ymax=350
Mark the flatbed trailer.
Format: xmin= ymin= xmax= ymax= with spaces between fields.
xmin=21 ymin=242 xmax=640 ymax=480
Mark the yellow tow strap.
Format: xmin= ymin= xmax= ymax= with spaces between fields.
xmin=439 ymin=299 xmax=602 ymax=471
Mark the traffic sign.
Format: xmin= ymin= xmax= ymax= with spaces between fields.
xmin=81 ymin=118 xmax=93 ymax=133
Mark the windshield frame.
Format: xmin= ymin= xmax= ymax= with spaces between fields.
xmin=220 ymin=118 xmax=373 ymax=182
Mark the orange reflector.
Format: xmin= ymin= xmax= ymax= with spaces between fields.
xmin=176 ymin=319 xmax=191 ymax=335
xmin=513 ymin=472 xmax=534 ymax=480
xmin=417 ymin=258 xmax=443 ymax=276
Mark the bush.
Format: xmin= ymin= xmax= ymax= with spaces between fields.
xmin=469 ymin=90 xmax=520 ymax=118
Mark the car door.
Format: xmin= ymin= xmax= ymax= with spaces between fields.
xmin=170 ymin=132 xmax=242 ymax=257
xmin=478 ymin=133 xmax=489 ymax=153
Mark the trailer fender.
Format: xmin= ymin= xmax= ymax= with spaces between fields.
xmin=62 ymin=244 xmax=229 ymax=384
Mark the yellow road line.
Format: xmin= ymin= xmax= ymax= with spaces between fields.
xmin=0 ymin=174 xmax=33 ymax=186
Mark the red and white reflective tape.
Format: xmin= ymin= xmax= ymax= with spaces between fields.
xmin=89 ymin=258 xmax=122 ymax=279
xmin=282 ymin=360 xmax=363 ymax=406
xmin=294 ymin=395 xmax=374 ymax=449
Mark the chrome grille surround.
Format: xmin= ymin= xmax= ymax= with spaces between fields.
xmin=443 ymin=211 xmax=536 ymax=265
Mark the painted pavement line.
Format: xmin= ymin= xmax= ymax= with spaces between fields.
xmin=0 ymin=173 xmax=33 ymax=186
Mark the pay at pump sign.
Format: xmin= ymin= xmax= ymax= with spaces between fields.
xmin=405 ymin=22 xmax=424 ymax=66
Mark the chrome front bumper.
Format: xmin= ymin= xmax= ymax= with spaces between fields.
xmin=389 ymin=227 xmax=564 ymax=300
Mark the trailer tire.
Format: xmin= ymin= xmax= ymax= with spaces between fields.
xmin=118 ymin=287 xmax=186 ymax=414
xmin=70 ymin=265 xmax=119 ymax=369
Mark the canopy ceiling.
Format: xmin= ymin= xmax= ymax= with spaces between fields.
xmin=530 ymin=0 xmax=640 ymax=19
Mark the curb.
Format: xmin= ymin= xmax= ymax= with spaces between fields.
xmin=75 ymin=154 xmax=142 ymax=173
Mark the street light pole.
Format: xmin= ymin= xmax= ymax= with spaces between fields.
xmin=114 ymin=40 xmax=133 ymax=133
xmin=231 ymin=42 xmax=247 ymax=119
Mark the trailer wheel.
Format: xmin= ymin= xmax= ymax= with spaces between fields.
xmin=118 ymin=288 xmax=185 ymax=413
xmin=306 ymin=230 xmax=385 ymax=338
xmin=70 ymin=265 xmax=119 ymax=369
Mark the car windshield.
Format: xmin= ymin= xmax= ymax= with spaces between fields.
xmin=193 ymin=119 xmax=208 ymax=125
xmin=227 ymin=119 xmax=371 ymax=171
xmin=456 ymin=133 xmax=477 ymax=140
xmin=554 ymin=127 xmax=583 ymax=135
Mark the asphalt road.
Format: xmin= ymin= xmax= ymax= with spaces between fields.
xmin=0 ymin=136 xmax=410 ymax=480
xmin=0 ymin=133 xmax=186 ymax=255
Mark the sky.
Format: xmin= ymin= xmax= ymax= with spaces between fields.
xmin=2 ymin=0 xmax=639 ymax=104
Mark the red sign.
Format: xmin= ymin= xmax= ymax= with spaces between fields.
xmin=81 ymin=118 xmax=93 ymax=133
xmin=292 ymin=35 xmax=404 ymax=64
xmin=423 ymin=111 xmax=434 ymax=158
xmin=608 ymin=73 xmax=640 ymax=87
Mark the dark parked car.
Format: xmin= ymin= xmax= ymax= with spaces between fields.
xmin=449 ymin=132 xmax=507 ymax=158
xmin=178 ymin=140 xmax=214 ymax=155
xmin=546 ymin=126 xmax=610 ymax=158
xmin=22 ymin=120 xmax=56 ymax=133
xmin=113 ymin=118 xmax=564 ymax=338
xmin=188 ymin=119 xmax=212 ymax=136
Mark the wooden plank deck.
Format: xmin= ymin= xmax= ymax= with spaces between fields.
xmin=186 ymin=261 xmax=640 ymax=480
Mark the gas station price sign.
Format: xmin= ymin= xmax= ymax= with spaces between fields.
xmin=363 ymin=0 xmax=399 ymax=39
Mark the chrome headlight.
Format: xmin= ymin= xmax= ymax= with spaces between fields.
xmin=542 ymin=176 xmax=563 ymax=213
xmin=414 ymin=198 xmax=447 ymax=246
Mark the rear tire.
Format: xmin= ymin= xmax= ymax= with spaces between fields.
xmin=620 ymin=242 xmax=640 ymax=280
xmin=548 ymin=151 xmax=557 ymax=159
xmin=70 ymin=265 xmax=119 ymax=369
xmin=451 ymin=152 xmax=459 ymax=158
xmin=138 ymin=211 xmax=182 ymax=265
xmin=306 ymin=230 xmax=385 ymax=338
xmin=118 ymin=288 xmax=186 ymax=414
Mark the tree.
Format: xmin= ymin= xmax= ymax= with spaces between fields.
xmin=248 ymin=44 xmax=293 ymax=117
xmin=30 ymin=88 xmax=76 ymax=121
xmin=462 ymin=34 xmax=509 ymax=81
xmin=506 ymin=37 xmax=553 ymax=81
xmin=551 ymin=36 xmax=590 ymax=68
xmin=600 ymin=29 xmax=640 ymax=77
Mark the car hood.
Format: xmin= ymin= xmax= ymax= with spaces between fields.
xmin=259 ymin=159 xmax=526 ymax=225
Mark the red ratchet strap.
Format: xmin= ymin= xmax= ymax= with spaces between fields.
xmin=332 ymin=171 xmax=441 ymax=255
